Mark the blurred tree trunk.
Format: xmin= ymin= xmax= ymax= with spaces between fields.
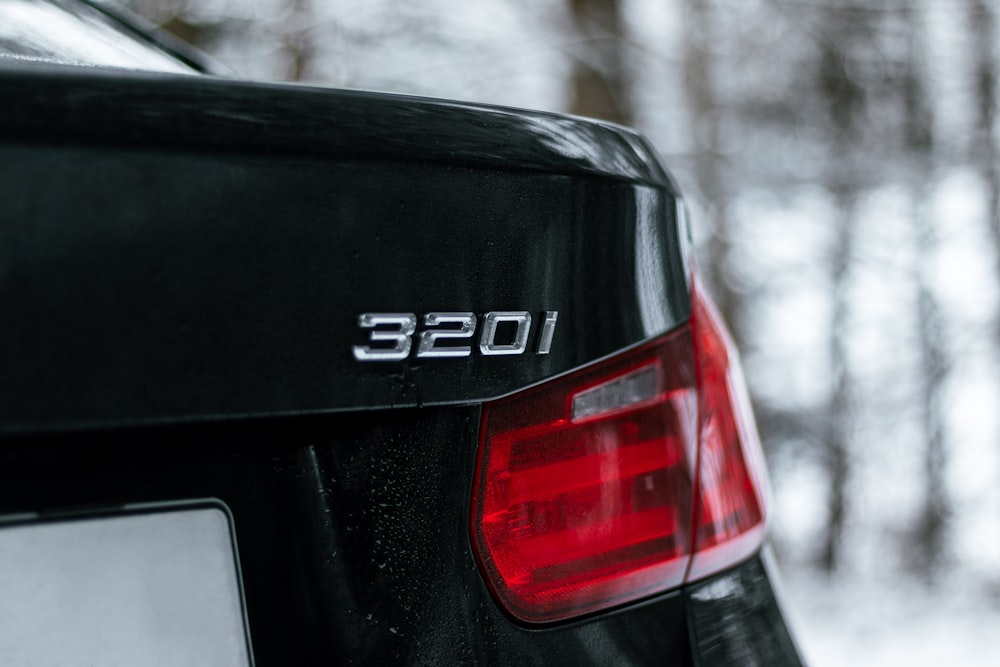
xmin=568 ymin=0 xmax=631 ymax=125
xmin=680 ymin=0 xmax=741 ymax=344
xmin=966 ymin=2 xmax=1000 ymax=333
xmin=282 ymin=0 xmax=318 ymax=82
xmin=911 ymin=202 xmax=949 ymax=577
xmin=903 ymin=2 xmax=949 ymax=578
xmin=816 ymin=10 xmax=865 ymax=573
xmin=822 ymin=186 xmax=855 ymax=574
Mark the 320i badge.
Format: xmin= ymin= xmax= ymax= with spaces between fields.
xmin=353 ymin=311 xmax=559 ymax=360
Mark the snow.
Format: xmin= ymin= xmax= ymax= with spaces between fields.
xmin=783 ymin=570 xmax=1000 ymax=667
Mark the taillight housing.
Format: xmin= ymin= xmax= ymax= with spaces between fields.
xmin=470 ymin=283 xmax=768 ymax=624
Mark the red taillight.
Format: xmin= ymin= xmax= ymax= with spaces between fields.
xmin=687 ymin=281 xmax=768 ymax=581
xmin=470 ymin=284 xmax=768 ymax=624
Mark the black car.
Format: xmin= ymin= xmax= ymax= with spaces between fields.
xmin=0 ymin=1 xmax=805 ymax=664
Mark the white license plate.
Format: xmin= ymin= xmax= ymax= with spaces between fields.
xmin=0 ymin=502 xmax=252 ymax=666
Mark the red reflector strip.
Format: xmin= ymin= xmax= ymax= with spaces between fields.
xmin=512 ymin=506 xmax=683 ymax=574
xmin=501 ymin=414 xmax=688 ymax=506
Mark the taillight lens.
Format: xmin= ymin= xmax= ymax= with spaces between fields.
xmin=687 ymin=281 xmax=768 ymax=581
xmin=470 ymin=284 xmax=768 ymax=624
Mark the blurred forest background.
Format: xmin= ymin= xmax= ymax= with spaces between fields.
xmin=120 ymin=0 xmax=1000 ymax=662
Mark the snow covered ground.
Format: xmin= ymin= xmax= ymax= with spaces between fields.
xmin=782 ymin=570 xmax=1000 ymax=667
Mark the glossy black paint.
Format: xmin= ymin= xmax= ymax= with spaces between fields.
xmin=687 ymin=553 xmax=805 ymax=667
xmin=0 ymin=64 xmax=671 ymax=182
xmin=0 ymin=65 xmax=688 ymax=433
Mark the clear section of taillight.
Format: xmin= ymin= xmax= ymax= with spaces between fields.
xmin=470 ymin=283 xmax=768 ymax=624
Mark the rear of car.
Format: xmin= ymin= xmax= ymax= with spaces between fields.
xmin=0 ymin=2 xmax=805 ymax=664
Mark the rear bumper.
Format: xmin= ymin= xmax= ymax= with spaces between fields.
xmin=686 ymin=551 xmax=804 ymax=667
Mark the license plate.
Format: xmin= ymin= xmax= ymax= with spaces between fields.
xmin=0 ymin=502 xmax=252 ymax=666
